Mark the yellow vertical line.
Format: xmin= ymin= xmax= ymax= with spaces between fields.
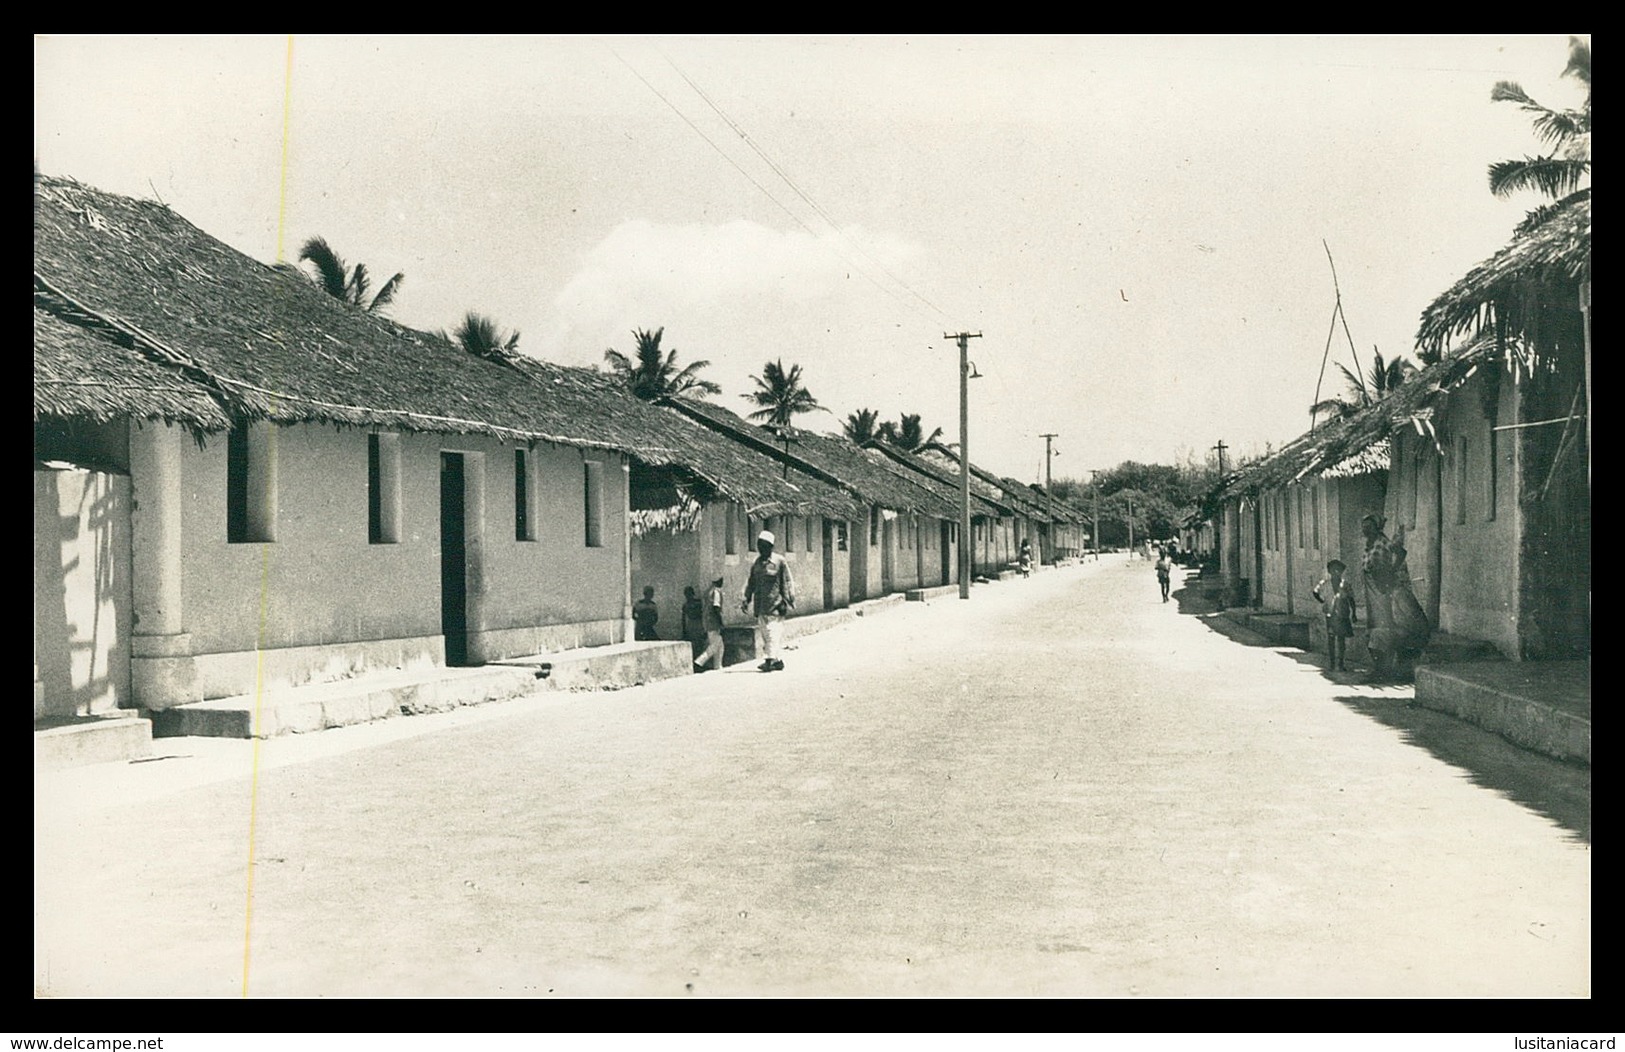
xmin=244 ymin=32 xmax=295 ymax=1001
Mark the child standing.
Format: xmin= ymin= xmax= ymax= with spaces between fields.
xmin=1312 ymin=559 xmax=1357 ymax=671
xmin=1155 ymin=548 xmax=1174 ymax=602
xmin=632 ymin=585 xmax=659 ymax=641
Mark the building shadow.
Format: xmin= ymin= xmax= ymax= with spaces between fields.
xmin=1326 ymin=691 xmax=1590 ymax=845
xmin=1173 ymin=583 xmax=1590 ymax=845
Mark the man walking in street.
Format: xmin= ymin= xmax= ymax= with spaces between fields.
xmin=742 ymin=530 xmax=794 ymax=672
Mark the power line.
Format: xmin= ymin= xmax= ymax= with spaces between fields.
xmin=658 ymin=47 xmax=950 ymax=322
xmin=602 ymin=42 xmax=827 ymax=245
xmin=607 ymin=40 xmax=950 ymax=328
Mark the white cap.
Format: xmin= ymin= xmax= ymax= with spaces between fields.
xmin=758 ymin=530 xmax=776 ymax=545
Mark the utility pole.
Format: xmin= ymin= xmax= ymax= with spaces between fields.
xmin=1040 ymin=433 xmax=1058 ymax=563
xmin=947 ymin=331 xmax=982 ymax=599
xmin=1127 ymin=495 xmax=1135 ymax=556
xmin=1090 ymin=469 xmax=1100 ymax=561
xmin=1215 ymin=439 xmax=1222 ymax=572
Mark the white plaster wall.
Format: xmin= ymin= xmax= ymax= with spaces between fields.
xmin=1432 ymin=376 xmax=1521 ymax=656
xmin=34 ymin=468 xmax=130 ymax=717
xmin=171 ymin=424 xmax=630 ymax=681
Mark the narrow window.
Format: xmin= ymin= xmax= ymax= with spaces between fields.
xmin=514 ymin=449 xmax=537 ymax=541
xmin=725 ymin=503 xmax=738 ymax=555
xmin=369 ymin=433 xmax=402 ymax=544
xmin=1486 ymin=427 xmax=1498 ymax=521
xmin=227 ymin=421 xmax=276 ymax=543
xmin=837 ymin=520 xmax=848 ymax=551
xmin=1456 ymin=437 xmax=1469 ymax=525
xmin=870 ymin=507 xmax=880 ymax=547
xmin=785 ymin=515 xmax=795 ymax=553
xmin=1409 ymin=441 xmax=1421 ymax=528
xmin=1311 ymin=482 xmax=1321 ymax=550
xmin=805 ymin=515 xmax=815 ymax=553
xmin=583 ymin=461 xmax=604 ymax=548
xmin=1295 ymin=488 xmax=1305 ymax=548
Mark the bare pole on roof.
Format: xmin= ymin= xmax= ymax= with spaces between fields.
xmin=1314 ymin=241 xmax=1368 ymax=430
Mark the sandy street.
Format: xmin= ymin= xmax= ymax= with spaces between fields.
xmin=34 ymin=557 xmax=1590 ymax=997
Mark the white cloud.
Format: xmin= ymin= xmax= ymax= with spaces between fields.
xmin=545 ymin=218 xmax=923 ymax=359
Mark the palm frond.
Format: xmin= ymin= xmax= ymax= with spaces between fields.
xmin=1563 ymin=36 xmax=1590 ymax=89
xmin=297 ymin=236 xmax=349 ymax=300
xmin=346 ymin=262 xmax=371 ymax=308
xmin=1513 ymin=188 xmax=1591 ymax=236
xmin=1335 ymin=362 xmax=1369 ymax=404
xmin=1487 ymin=156 xmax=1589 ymax=200
xmin=1310 ymin=398 xmax=1357 ymax=420
xmin=369 ymin=272 xmax=404 ymax=313
xmin=843 ymin=408 xmax=880 ymax=443
xmin=1490 ymin=80 xmax=1536 ymax=107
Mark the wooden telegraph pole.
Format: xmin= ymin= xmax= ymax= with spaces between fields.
xmin=1215 ymin=439 xmax=1222 ymax=572
xmin=1040 ymin=433 xmax=1058 ymax=563
xmin=948 ymin=331 xmax=982 ymax=599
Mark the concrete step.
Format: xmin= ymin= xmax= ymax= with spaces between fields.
xmin=1243 ymin=611 xmax=1313 ymax=649
xmin=492 ymin=640 xmax=692 ymax=690
xmin=1418 ymin=632 xmax=1502 ymax=666
xmin=1415 ymin=660 xmax=1591 ymax=765
xmin=724 ymin=594 xmax=906 ymax=663
xmin=905 ymin=583 xmax=961 ymax=601
xmin=34 ymin=715 xmax=153 ymax=770
xmin=151 ymin=665 xmax=541 ymax=739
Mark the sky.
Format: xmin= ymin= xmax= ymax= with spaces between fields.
xmin=34 ymin=34 xmax=1589 ymax=483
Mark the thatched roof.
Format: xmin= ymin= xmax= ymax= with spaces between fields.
xmin=1417 ymin=193 xmax=1591 ymax=356
xmin=34 ymin=307 xmax=230 ymax=433
xmin=913 ymin=443 xmax=1054 ymax=519
xmin=663 ymin=398 xmax=964 ymax=520
xmin=861 ymin=442 xmax=1009 ymax=520
xmin=1217 ymin=337 xmax=1500 ymax=501
xmin=33 ymin=175 xmax=663 ymax=453
xmin=490 ymin=362 xmax=861 ymax=519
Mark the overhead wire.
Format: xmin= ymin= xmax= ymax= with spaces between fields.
xmin=657 ymin=46 xmax=950 ymax=323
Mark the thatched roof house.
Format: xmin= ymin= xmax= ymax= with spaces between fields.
xmin=35 ymin=175 xmax=664 ymax=454
xmin=662 ymin=397 xmax=963 ymax=522
xmin=34 ymin=306 xmax=229 ymax=438
xmin=1417 ymin=193 xmax=1591 ymax=358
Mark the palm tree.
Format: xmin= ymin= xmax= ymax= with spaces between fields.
xmin=297 ymin=236 xmax=404 ymax=314
xmin=602 ymin=327 xmax=721 ymax=401
xmin=1311 ymin=348 xmax=1417 ymax=421
xmin=877 ymin=412 xmax=944 ymax=453
xmin=843 ymin=408 xmax=881 ymax=444
xmin=744 ymin=359 xmax=826 ymax=427
xmin=1489 ymin=36 xmax=1590 ymax=235
xmin=447 ymin=311 xmax=520 ymax=361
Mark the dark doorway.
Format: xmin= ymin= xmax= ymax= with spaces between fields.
xmin=821 ymin=519 xmax=835 ymax=611
xmin=881 ymin=517 xmax=895 ymax=595
xmin=849 ymin=518 xmax=867 ymax=602
xmin=440 ymin=452 xmax=469 ymax=666
xmin=940 ymin=521 xmax=953 ymax=584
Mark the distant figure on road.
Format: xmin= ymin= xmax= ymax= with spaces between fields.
xmin=742 ymin=530 xmax=794 ymax=672
xmin=694 ymin=576 xmax=725 ymax=673
xmin=1018 ymin=538 xmax=1033 ymax=578
xmin=1313 ymin=559 xmax=1358 ymax=672
xmin=632 ymin=585 xmax=659 ymax=641
xmin=681 ymin=586 xmax=705 ymax=658
xmin=1155 ymin=547 xmax=1174 ymax=602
